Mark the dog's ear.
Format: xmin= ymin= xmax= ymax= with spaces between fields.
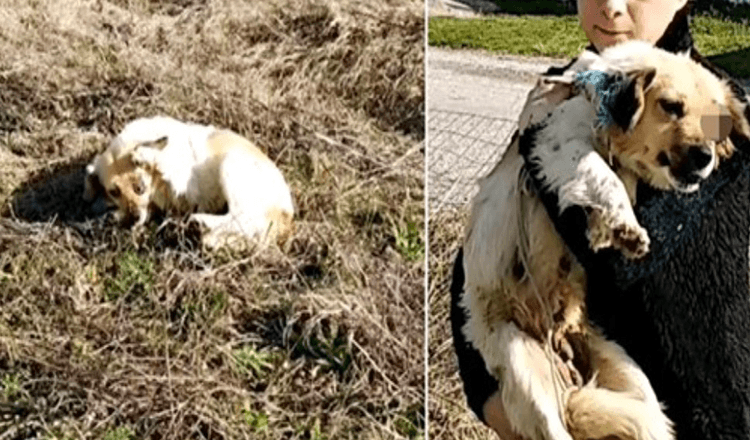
xmin=611 ymin=67 xmax=657 ymax=133
xmin=83 ymin=162 xmax=101 ymax=202
xmin=132 ymin=136 xmax=168 ymax=167
xmin=143 ymin=136 xmax=168 ymax=150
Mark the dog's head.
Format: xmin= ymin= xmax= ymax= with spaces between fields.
xmin=83 ymin=136 xmax=166 ymax=225
xmin=592 ymin=45 xmax=750 ymax=193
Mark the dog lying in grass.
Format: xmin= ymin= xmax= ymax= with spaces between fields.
xmin=461 ymin=41 xmax=750 ymax=440
xmin=83 ymin=116 xmax=295 ymax=248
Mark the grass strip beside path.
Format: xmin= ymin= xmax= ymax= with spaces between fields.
xmin=429 ymin=15 xmax=750 ymax=77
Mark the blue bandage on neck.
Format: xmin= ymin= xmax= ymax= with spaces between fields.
xmin=574 ymin=70 xmax=626 ymax=128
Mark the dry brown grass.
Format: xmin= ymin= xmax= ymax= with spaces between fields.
xmin=0 ymin=0 xmax=424 ymax=439
xmin=427 ymin=207 xmax=496 ymax=440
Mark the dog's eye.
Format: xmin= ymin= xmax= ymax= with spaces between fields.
xmin=108 ymin=187 xmax=121 ymax=198
xmin=133 ymin=181 xmax=145 ymax=196
xmin=659 ymin=99 xmax=685 ymax=118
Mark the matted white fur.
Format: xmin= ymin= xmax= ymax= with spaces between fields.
xmin=84 ymin=116 xmax=295 ymax=248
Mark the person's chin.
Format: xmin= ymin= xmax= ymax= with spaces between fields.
xmin=592 ymin=26 xmax=631 ymax=48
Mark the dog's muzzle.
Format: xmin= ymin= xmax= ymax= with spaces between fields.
xmin=660 ymin=146 xmax=715 ymax=192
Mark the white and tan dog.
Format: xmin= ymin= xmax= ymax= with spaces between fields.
xmin=84 ymin=116 xmax=295 ymax=247
xmin=462 ymin=41 xmax=750 ymax=440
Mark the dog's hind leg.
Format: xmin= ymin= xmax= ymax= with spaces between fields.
xmin=190 ymin=211 xmax=269 ymax=249
xmin=489 ymin=322 xmax=574 ymax=440
xmin=218 ymin=149 xmax=293 ymax=242
xmin=565 ymin=334 xmax=673 ymax=440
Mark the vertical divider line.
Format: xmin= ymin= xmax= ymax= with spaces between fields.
xmin=423 ymin=1 xmax=431 ymax=438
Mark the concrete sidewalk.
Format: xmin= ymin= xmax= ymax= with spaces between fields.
xmin=426 ymin=0 xmax=564 ymax=210
xmin=428 ymin=0 xmax=501 ymax=17
xmin=427 ymin=47 xmax=568 ymax=210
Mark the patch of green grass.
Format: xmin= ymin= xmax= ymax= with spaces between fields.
xmin=429 ymin=16 xmax=750 ymax=74
xmin=311 ymin=422 xmax=326 ymax=440
xmin=293 ymin=333 xmax=353 ymax=375
xmin=42 ymin=432 xmax=75 ymax=440
xmin=241 ymin=409 xmax=269 ymax=433
xmin=182 ymin=290 xmax=228 ymax=325
xmin=394 ymin=403 xmax=424 ymax=439
xmin=395 ymin=416 xmax=420 ymax=438
xmin=692 ymin=15 xmax=750 ymax=54
xmin=103 ymin=251 xmax=155 ymax=302
xmin=1 ymin=373 xmax=21 ymax=400
xmin=205 ymin=290 xmax=228 ymax=319
xmin=394 ymin=220 xmax=424 ymax=262
xmin=296 ymin=419 xmax=327 ymax=440
xmin=232 ymin=347 xmax=279 ymax=379
xmin=429 ymin=16 xmax=587 ymax=57
xmin=102 ymin=426 xmax=134 ymax=440
xmin=693 ymin=16 xmax=750 ymax=77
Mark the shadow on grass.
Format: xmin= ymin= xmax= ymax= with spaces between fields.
xmin=3 ymin=154 xmax=107 ymax=224
xmin=0 ymin=154 xmax=214 ymax=258
xmin=490 ymin=0 xmax=574 ymax=15
xmin=448 ymin=0 xmax=574 ymax=16
xmin=707 ymin=47 xmax=750 ymax=79
xmin=236 ymin=306 xmax=355 ymax=378
xmin=694 ymin=2 xmax=750 ymax=24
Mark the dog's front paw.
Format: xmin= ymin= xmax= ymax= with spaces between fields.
xmin=588 ymin=208 xmax=650 ymax=259
xmin=612 ymin=221 xmax=650 ymax=260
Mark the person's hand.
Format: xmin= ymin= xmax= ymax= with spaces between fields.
xmin=482 ymin=391 xmax=530 ymax=440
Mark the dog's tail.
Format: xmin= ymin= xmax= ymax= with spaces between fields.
xmin=565 ymin=384 xmax=674 ymax=440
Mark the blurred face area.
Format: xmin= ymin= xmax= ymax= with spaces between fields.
xmin=577 ymin=0 xmax=688 ymax=52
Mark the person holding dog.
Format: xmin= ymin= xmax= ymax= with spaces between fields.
xmin=449 ymin=0 xmax=750 ymax=438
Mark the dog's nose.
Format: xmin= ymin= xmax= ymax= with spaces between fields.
xmin=671 ymin=145 xmax=714 ymax=188
xmin=686 ymin=146 xmax=713 ymax=171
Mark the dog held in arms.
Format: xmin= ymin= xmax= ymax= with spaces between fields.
xmin=461 ymin=41 xmax=750 ymax=440
xmin=83 ymin=116 xmax=295 ymax=248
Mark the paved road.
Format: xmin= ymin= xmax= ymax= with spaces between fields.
xmin=429 ymin=0 xmax=501 ymax=16
xmin=427 ymin=47 xmax=568 ymax=210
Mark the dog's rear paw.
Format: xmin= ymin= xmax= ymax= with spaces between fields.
xmin=202 ymin=229 xmax=256 ymax=253
xmin=588 ymin=209 xmax=650 ymax=260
